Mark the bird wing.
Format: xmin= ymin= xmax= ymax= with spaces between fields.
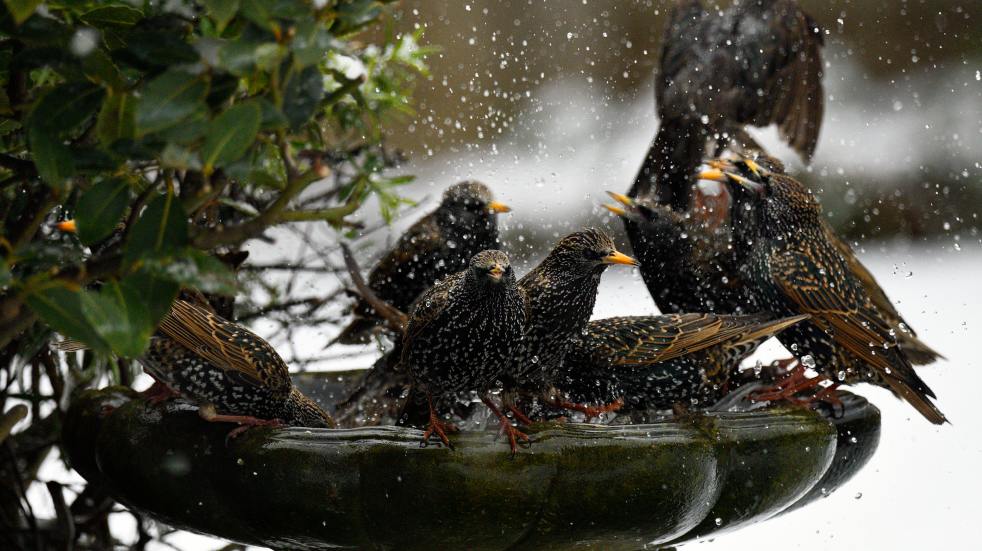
xmin=769 ymin=251 xmax=943 ymax=423
xmin=735 ymin=0 xmax=824 ymax=160
xmin=157 ymin=300 xmax=291 ymax=393
xmin=367 ymin=214 xmax=443 ymax=293
xmin=398 ymin=272 xmax=458 ymax=364
xmin=824 ymin=223 xmax=943 ymax=364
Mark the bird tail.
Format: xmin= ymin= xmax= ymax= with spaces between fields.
xmin=880 ymin=362 xmax=948 ymax=425
xmin=898 ymin=334 xmax=946 ymax=366
xmin=53 ymin=339 xmax=89 ymax=352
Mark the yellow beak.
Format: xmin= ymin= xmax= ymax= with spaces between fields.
xmin=697 ymin=168 xmax=726 ymax=182
xmin=488 ymin=201 xmax=511 ymax=214
xmin=743 ymin=158 xmax=762 ymax=177
xmin=488 ymin=264 xmax=505 ymax=280
xmin=603 ymin=250 xmax=639 ymax=266
xmin=605 ymin=191 xmax=633 ymax=207
xmin=56 ymin=220 xmax=77 ymax=233
xmin=602 ymin=204 xmax=627 ymax=216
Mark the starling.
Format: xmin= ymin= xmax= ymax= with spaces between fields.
xmin=148 ymin=299 xmax=336 ymax=435
xmin=398 ymin=250 xmax=528 ymax=450
xmin=555 ymin=313 xmax=807 ymax=413
xmin=604 ymin=192 xmax=749 ymax=315
xmin=709 ymin=161 xmax=947 ymax=424
xmin=506 ymin=228 xmax=639 ymax=419
xmin=631 ymin=0 xmax=824 ymax=208
xmin=704 ymin=156 xmax=944 ymax=365
xmin=337 ymin=181 xmax=511 ymax=344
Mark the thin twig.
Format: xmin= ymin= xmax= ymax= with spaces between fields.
xmin=340 ymin=243 xmax=407 ymax=332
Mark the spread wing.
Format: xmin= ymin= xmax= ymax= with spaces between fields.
xmin=770 ymin=251 xmax=945 ymax=423
xmin=157 ymin=300 xmax=291 ymax=393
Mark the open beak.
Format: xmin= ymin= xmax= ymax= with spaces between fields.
xmin=56 ymin=220 xmax=77 ymax=233
xmin=488 ymin=264 xmax=505 ymax=280
xmin=602 ymin=204 xmax=627 ymax=216
xmin=603 ymin=250 xmax=639 ymax=266
xmin=697 ymin=168 xmax=726 ymax=182
xmin=488 ymin=201 xmax=511 ymax=214
xmin=606 ymin=191 xmax=633 ymax=207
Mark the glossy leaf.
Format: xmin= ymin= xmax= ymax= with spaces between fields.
xmin=124 ymin=192 xmax=189 ymax=266
xmin=26 ymin=287 xmax=109 ymax=354
xmin=79 ymin=280 xmax=153 ymax=358
xmin=135 ymin=69 xmax=208 ymax=136
xmin=201 ymin=101 xmax=261 ymax=174
xmin=4 ymin=0 xmax=42 ymax=25
xmin=204 ymin=0 xmax=240 ymax=33
xmin=95 ymin=92 xmax=135 ymax=147
xmin=29 ymin=82 xmax=105 ymax=134
xmin=80 ymin=5 xmax=143 ymax=27
xmin=29 ymin=126 xmax=74 ymax=189
xmin=119 ymin=30 xmax=200 ymax=68
xmin=282 ymin=65 xmax=324 ymax=130
xmin=76 ymin=179 xmax=130 ymax=245
xmin=140 ymin=250 xmax=238 ymax=296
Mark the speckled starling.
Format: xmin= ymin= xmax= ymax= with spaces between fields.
xmin=147 ymin=299 xmax=336 ymax=435
xmin=711 ymin=161 xmax=946 ymax=423
xmin=506 ymin=229 xmax=638 ymax=418
xmin=604 ymin=192 xmax=749 ymax=315
xmin=554 ymin=313 xmax=807 ymax=413
xmin=337 ymin=181 xmax=511 ymax=344
xmin=398 ymin=250 xmax=527 ymax=450
xmin=705 ymin=156 xmax=944 ymax=365
xmin=631 ymin=0 xmax=824 ymax=208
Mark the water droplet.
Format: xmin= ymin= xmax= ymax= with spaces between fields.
xmin=801 ymin=355 xmax=816 ymax=368
xmin=714 ymin=517 xmax=723 ymax=526
xmin=854 ymin=492 xmax=863 ymax=500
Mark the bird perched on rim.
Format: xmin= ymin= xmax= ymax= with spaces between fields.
xmin=555 ymin=313 xmax=808 ymax=414
xmin=60 ymin=299 xmax=335 ymax=436
xmin=631 ymin=0 xmax=824 ymax=209
xmin=604 ymin=192 xmax=750 ymax=315
xmin=398 ymin=250 xmax=528 ymax=451
xmin=705 ymin=159 xmax=947 ymax=424
xmin=505 ymin=228 xmax=639 ymax=420
xmin=703 ymin=155 xmax=944 ymax=365
xmin=336 ymin=181 xmax=511 ymax=345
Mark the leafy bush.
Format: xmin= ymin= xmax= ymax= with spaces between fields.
xmin=0 ymin=0 xmax=428 ymax=546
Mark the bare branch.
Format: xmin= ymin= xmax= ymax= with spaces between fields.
xmin=340 ymin=242 xmax=407 ymax=333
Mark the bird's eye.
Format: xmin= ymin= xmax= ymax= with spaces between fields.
xmin=581 ymin=249 xmax=602 ymax=261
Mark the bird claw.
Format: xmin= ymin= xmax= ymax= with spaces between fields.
xmin=224 ymin=417 xmax=285 ymax=446
xmin=421 ymin=416 xmax=457 ymax=450
xmin=140 ymin=381 xmax=180 ymax=405
xmin=553 ymin=397 xmax=625 ymax=422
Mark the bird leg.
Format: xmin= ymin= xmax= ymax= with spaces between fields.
xmin=506 ymin=404 xmax=534 ymax=426
xmin=140 ymin=380 xmax=180 ymax=405
xmin=420 ymin=393 xmax=457 ymax=450
xmin=481 ymin=394 xmax=531 ymax=454
xmin=546 ymin=395 xmax=625 ymax=422
xmin=197 ymin=403 xmax=284 ymax=443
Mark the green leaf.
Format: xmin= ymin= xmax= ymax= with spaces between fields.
xmin=4 ymin=0 xmax=42 ymax=25
xmin=29 ymin=82 xmax=106 ymax=134
xmin=240 ymin=0 xmax=307 ymax=31
xmin=79 ymin=280 xmax=153 ymax=358
xmin=135 ymin=69 xmax=208 ymax=136
xmin=29 ymin=126 xmax=74 ymax=189
xmin=80 ymin=5 xmax=144 ymax=27
xmin=81 ymin=48 xmax=125 ymax=89
xmin=26 ymin=287 xmax=109 ymax=354
xmin=282 ymin=65 xmax=324 ymax=130
xmin=139 ymin=250 xmax=238 ymax=296
xmin=256 ymin=98 xmax=288 ymax=130
xmin=76 ymin=179 xmax=130 ymax=245
xmin=201 ymin=101 xmax=261 ymax=174
xmin=133 ymin=271 xmax=180 ymax=325
xmin=119 ymin=30 xmax=200 ymax=68
xmin=95 ymin=92 xmax=136 ymax=147
xmin=0 ymin=119 xmax=21 ymax=136
xmin=204 ymin=0 xmax=240 ymax=33
xmin=124 ymin=192 xmax=189 ymax=266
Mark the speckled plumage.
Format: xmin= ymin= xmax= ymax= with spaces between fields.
xmin=718 ymin=156 xmax=943 ymax=366
xmin=146 ymin=300 xmax=334 ymax=428
xmin=631 ymin=0 xmax=824 ymax=207
xmin=506 ymin=229 xmax=638 ymax=404
xmin=555 ymin=313 xmax=807 ymax=411
xmin=338 ymin=181 xmax=509 ymax=344
xmin=398 ymin=250 xmax=526 ymax=444
xmin=720 ymin=163 xmax=947 ymax=424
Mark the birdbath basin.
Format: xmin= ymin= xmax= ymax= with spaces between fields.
xmin=64 ymin=384 xmax=879 ymax=550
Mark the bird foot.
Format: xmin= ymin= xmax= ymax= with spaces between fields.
xmin=421 ymin=414 xmax=458 ymax=450
xmin=550 ymin=397 xmax=625 ymax=422
xmin=495 ymin=418 xmax=531 ymax=455
xmin=810 ymin=383 xmax=845 ymax=418
xmin=140 ymin=381 xmax=180 ymax=405
xmin=223 ymin=417 xmax=286 ymax=443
